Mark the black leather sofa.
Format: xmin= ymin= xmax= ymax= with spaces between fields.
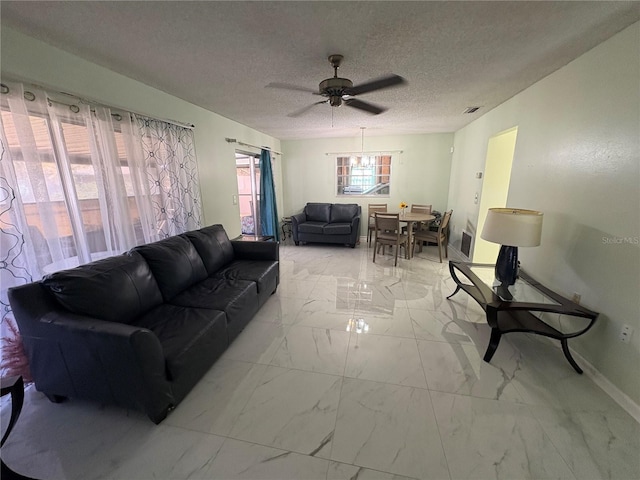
xmin=8 ymin=224 xmax=278 ymax=424
xmin=291 ymin=203 xmax=361 ymax=248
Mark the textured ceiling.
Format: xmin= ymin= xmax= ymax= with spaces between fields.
xmin=2 ymin=1 xmax=638 ymax=139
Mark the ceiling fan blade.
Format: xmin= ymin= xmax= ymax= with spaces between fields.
xmin=287 ymin=100 xmax=328 ymax=118
xmin=344 ymin=98 xmax=386 ymax=115
xmin=266 ymin=82 xmax=319 ymax=94
xmin=346 ymin=74 xmax=407 ymax=96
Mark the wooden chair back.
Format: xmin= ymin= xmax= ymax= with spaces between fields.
xmin=410 ymin=204 xmax=432 ymax=214
xmin=439 ymin=210 xmax=452 ymax=235
xmin=374 ymin=212 xmax=401 ymax=236
xmin=367 ymin=203 xmax=388 ymax=246
xmin=368 ymin=203 xmax=388 ymax=218
xmin=373 ymin=212 xmax=409 ymax=266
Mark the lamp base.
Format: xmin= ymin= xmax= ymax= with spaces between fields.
xmin=495 ymin=283 xmax=514 ymax=301
xmin=495 ymin=245 xmax=518 ymax=287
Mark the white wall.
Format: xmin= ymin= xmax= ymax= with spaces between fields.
xmin=0 ymin=27 xmax=282 ymax=239
xmin=282 ymin=133 xmax=454 ymax=236
xmin=447 ymin=23 xmax=640 ymax=405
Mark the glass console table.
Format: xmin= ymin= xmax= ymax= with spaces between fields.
xmin=448 ymin=262 xmax=599 ymax=373
xmin=233 ymin=235 xmax=275 ymax=242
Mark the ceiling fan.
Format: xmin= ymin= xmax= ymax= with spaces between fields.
xmin=267 ymin=54 xmax=407 ymax=118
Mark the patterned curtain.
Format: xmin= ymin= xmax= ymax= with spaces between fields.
xmin=125 ymin=114 xmax=202 ymax=239
xmin=0 ymin=81 xmax=202 ymax=379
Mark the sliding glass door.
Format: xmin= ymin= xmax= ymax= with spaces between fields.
xmin=235 ymin=152 xmax=261 ymax=235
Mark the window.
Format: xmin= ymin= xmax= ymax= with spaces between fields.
xmin=0 ymin=82 xmax=201 ymax=281
xmin=1 ymin=108 xmax=144 ymax=265
xmin=336 ymin=154 xmax=391 ymax=196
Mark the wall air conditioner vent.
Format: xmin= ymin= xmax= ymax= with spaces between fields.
xmin=463 ymin=107 xmax=481 ymax=114
xmin=461 ymin=231 xmax=473 ymax=258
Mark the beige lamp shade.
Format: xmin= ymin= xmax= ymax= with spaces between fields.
xmin=481 ymin=208 xmax=543 ymax=247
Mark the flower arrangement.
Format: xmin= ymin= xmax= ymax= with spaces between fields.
xmin=1 ymin=317 xmax=32 ymax=381
xmin=399 ymin=202 xmax=407 ymax=215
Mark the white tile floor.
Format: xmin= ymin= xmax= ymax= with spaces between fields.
xmin=2 ymin=242 xmax=639 ymax=480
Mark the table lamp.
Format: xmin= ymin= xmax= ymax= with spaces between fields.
xmin=480 ymin=208 xmax=543 ymax=288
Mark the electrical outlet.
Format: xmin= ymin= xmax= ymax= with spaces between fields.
xmin=232 ymin=195 xmax=238 ymax=205
xmin=619 ymin=324 xmax=633 ymax=343
xmin=571 ymin=292 xmax=581 ymax=304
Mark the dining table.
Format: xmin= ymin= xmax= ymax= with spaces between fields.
xmin=371 ymin=211 xmax=436 ymax=259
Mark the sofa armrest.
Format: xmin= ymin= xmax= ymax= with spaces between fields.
xmin=231 ymin=240 xmax=279 ymax=261
xmin=37 ymin=311 xmax=167 ymax=389
xmin=350 ymin=212 xmax=362 ymax=243
xmin=291 ymin=212 xmax=307 ymax=242
xmin=291 ymin=212 xmax=306 ymax=226
xmin=8 ymin=283 xmax=173 ymax=422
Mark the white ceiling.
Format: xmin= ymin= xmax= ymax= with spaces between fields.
xmin=2 ymin=1 xmax=638 ymax=140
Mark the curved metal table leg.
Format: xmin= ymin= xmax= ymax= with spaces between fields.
xmin=1 ymin=376 xmax=39 ymax=480
xmin=483 ymin=328 xmax=502 ymax=363
xmin=561 ymin=339 xmax=583 ymax=374
xmin=447 ymin=285 xmax=461 ymax=299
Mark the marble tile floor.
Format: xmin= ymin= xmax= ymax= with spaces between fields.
xmin=2 ymin=243 xmax=639 ymax=480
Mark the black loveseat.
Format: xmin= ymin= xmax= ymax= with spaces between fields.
xmin=291 ymin=203 xmax=361 ymax=248
xmin=8 ymin=224 xmax=278 ymax=423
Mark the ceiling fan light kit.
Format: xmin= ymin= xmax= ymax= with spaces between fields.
xmin=270 ymin=54 xmax=408 ymax=118
xmin=320 ymin=55 xmax=352 ymax=108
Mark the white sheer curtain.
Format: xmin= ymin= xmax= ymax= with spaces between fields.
xmin=0 ymin=81 xmax=202 ymax=378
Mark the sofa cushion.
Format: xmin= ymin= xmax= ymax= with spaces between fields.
xmin=215 ymin=259 xmax=278 ymax=306
xmin=133 ymin=304 xmax=227 ymax=385
xmin=305 ymin=203 xmax=331 ymax=223
xmin=330 ymin=203 xmax=359 ymax=223
xmin=42 ymin=251 xmax=163 ymax=324
xmin=169 ymin=277 xmax=259 ymax=341
xmin=133 ymin=235 xmax=208 ymax=301
xmin=215 ymin=260 xmax=279 ymax=294
xmin=323 ymin=223 xmax=352 ymax=235
xmin=185 ymin=224 xmax=234 ymax=275
xmin=298 ymin=221 xmax=326 ymax=235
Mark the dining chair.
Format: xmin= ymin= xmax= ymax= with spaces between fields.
xmin=412 ymin=209 xmax=452 ymax=262
xmin=402 ymin=204 xmax=433 ymax=234
xmin=373 ymin=212 xmax=409 ymax=266
xmin=367 ymin=203 xmax=387 ymax=247
xmin=411 ymin=204 xmax=432 ymax=214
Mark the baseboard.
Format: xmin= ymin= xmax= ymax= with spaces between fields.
xmin=446 ymin=243 xmax=468 ymax=261
xmin=529 ymin=334 xmax=640 ymax=423
xmin=569 ymin=347 xmax=640 ymax=423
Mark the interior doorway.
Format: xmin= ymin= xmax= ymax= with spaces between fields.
xmin=473 ymin=127 xmax=518 ymax=263
xmin=235 ymin=152 xmax=261 ymax=235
